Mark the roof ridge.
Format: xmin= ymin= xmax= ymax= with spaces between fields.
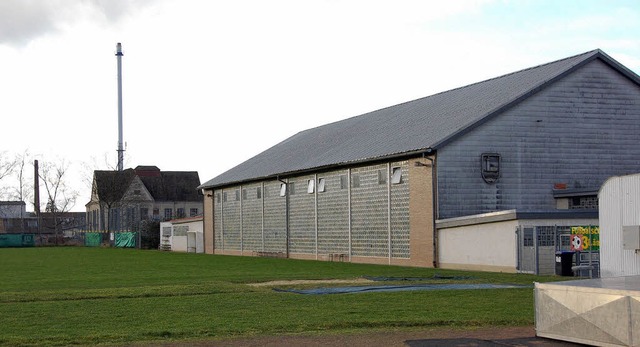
xmin=429 ymin=49 xmax=604 ymax=149
xmin=160 ymin=171 xmax=199 ymax=173
xmin=295 ymin=49 xmax=601 ymax=135
xmin=427 ymin=49 xmax=600 ymax=97
xmin=378 ymin=49 xmax=600 ymax=113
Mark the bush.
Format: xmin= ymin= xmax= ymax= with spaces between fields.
xmin=139 ymin=220 xmax=160 ymax=249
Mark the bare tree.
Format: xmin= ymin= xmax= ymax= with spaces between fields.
xmin=80 ymin=153 xmax=116 ymax=193
xmin=39 ymin=159 xmax=79 ymax=237
xmin=12 ymin=151 xmax=32 ymax=205
xmin=1 ymin=151 xmax=32 ymax=228
xmin=0 ymin=151 xmax=17 ymax=199
xmin=84 ymin=152 xmax=134 ymax=234
xmin=90 ymin=169 xmax=135 ymax=232
xmin=0 ymin=151 xmax=20 ymax=220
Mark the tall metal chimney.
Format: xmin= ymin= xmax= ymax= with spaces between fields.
xmin=34 ymin=160 xmax=41 ymax=234
xmin=116 ymin=42 xmax=125 ymax=171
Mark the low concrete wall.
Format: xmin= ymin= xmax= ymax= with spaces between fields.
xmin=438 ymin=219 xmax=518 ymax=273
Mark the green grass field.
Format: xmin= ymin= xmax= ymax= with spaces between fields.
xmin=0 ymin=247 xmax=559 ymax=346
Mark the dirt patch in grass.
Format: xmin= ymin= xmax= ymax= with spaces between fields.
xmin=247 ymin=278 xmax=374 ymax=287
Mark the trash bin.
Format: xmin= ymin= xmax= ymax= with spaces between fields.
xmin=555 ymin=251 xmax=574 ymax=276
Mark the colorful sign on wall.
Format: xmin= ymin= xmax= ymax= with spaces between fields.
xmin=570 ymin=226 xmax=599 ymax=251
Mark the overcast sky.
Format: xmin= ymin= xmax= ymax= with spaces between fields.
xmin=1 ymin=0 xmax=639 ymax=211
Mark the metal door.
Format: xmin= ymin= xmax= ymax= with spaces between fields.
xmin=187 ymin=232 xmax=196 ymax=253
xmin=517 ymin=226 xmax=537 ymax=274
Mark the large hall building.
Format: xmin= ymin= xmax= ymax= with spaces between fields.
xmin=199 ymin=49 xmax=640 ymax=273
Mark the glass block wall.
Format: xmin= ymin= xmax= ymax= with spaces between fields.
xmin=241 ymin=183 xmax=263 ymax=252
xmin=212 ymin=161 xmax=411 ymax=260
xmin=288 ymin=175 xmax=316 ymax=254
xmin=317 ymin=171 xmax=349 ymax=255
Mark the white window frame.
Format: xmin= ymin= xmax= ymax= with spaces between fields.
xmin=307 ymin=179 xmax=315 ymax=194
xmin=318 ymin=178 xmax=326 ymax=193
xmin=391 ymin=167 xmax=402 ymax=184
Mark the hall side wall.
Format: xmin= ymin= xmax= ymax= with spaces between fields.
xmin=204 ymin=157 xmax=434 ymax=267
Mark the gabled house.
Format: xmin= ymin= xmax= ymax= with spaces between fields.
xmin=86 ymin=166 xmax=202 ymax=232
xmin=199 ymin=49 xmax=640 ymax=273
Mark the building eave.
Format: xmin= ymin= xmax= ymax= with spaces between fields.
xmin=199 ymin=148 xmax=434 ymax=190
xmin=436 ymin=209 xmax=599 ymax=229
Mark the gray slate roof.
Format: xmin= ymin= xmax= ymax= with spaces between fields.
xmin=94 ymin=166 xmax=202 ymax=203
xmin=201 ymin=49 xmax=640 ymax=189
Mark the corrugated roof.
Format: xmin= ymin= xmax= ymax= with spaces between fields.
xmin=200 ymin=49 xmax=639 ymax=189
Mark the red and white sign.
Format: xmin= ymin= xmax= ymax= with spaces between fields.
xmin=570 ymin=234 xmax=583 ymax=251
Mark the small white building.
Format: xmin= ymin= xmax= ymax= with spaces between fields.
xmin=598 ymin=173 xmax=640 ymax=277
xmin=160 ymin=216 xmax=204 ymax=253
xmin=437 ymin=210 xmax=598 ymax=274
